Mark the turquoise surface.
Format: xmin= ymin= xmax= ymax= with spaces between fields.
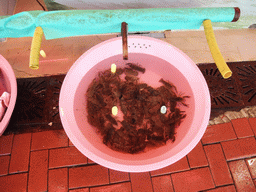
xmin=0 ymin=8 xmax=235 ymax=40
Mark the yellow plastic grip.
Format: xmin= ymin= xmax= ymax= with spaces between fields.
xmin=29 ymin=27 xmax=43 ymax=70
xmin=203 ymin=20 xmax=232 ymax=79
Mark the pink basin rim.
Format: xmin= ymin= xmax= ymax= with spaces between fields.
xmin=59 ymin=36 xmax=211 ymax=172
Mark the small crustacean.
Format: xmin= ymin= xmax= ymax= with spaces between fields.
xmin=180 ymin=95 xmax=190 ymax=107
xmin=86 ymin=64 xmax=189 ymax=154
xmin=116 ymin=68 xmax=124 ymax=76
xmin=125 ymin=75 xmax=139 ymax=82
xmin=159 ymin=78 xmax=177 ymax=93
xmin=126 ymin=63 xmax=146 ymax=73
xmin=103 ymin=127 xmax=115 ymax=144
xmin=124 ymin=67 xmax=139 ymax=77
xmin=138 ymin=83 xmax=147 ymax=89
xmin=95 ymin=93 xmax=106 ymax=107
xmin=106 ymin=114 xmax=118 ymax=125
xmin=86 ymin=78 xmax=97 ymax=98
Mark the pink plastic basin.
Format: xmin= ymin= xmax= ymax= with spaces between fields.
xmin=59 ymin=36 xmax=211 ymax=172
xmin=0 ymin=55 xmax=17 ymax=136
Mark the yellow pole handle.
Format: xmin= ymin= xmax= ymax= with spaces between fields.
xmin=29 ymin=27 xmax=43 ymax=70
xmin=203 ymin=20 xmax=232 ymax=79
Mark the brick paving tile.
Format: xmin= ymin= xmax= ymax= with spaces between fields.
xmin=28 ymin=150 xmax=48 ymax=192
xmin=152 ymin=175 xmax=174 ymax=192
xmin=109 ymin=169 xmax=130 ymax=183
xmin=69 ymin=139 xmax=74 ymax=146
xmin=248 ymin=118 xmax=256 ymax=136
xmin=202 ymin=123 xmax=237 ymax=144
xmin=0 ymin=173 xmax=28 ymax=192
xmin=228 ymin=160 xmax=256 ymax=192
xmin=150 ymin=156 xmax=189 ymax=176
xmin=246 ymin=157 xmax=256 ymax=179
xmin=130 ymin=172 xmax=153 ymax=192
xmin=221 ymin=137 xmax=256 ymax=161
xmin=9 ymin=133 xmax=31 ymax=173
xmin=0 ymin=155 xmax=10 ymax=176
xmin=205 ymin=185 xmax=236 ymax=192
xmin=231 ymin=118 xmax=254 ymax=138
xmin=69 ymin=165 xmax=109 ymax=189
xmin=187 ymin=141 xmax=208 ymax=168
xmin=49 ymin=146 xmax=87 ymax=168
xmin=48 ymin=168 xmax=68 ymax=192
xmin=0 ymin=134 xmax=13 ymax=155
xmin=171 ymin=167 xmax=215 ymax=192
xmin=90 ymin=182 xmax=132 ymax=192
xmin=31 ymin=130 xmax=68 ymax=151
xmin=69 ymin=188 xmax=89 ymax=192
xmin=204 ymin=144 xmax=233 ymax=186
xmin=88 ymin=158 xmax=96 ymax=164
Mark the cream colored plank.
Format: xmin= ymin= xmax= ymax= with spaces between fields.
xmin=0 ymin=37 xmax=32 ymax=50
xmin=1 ymin=29 xmax=256 ymax=78
xmin=222 ymin=51 xmax=243 ymax=62
xmin=165 ymin=29 xmax=256 ymax=39
xmin=0 ymin=35 xmax=105 ymax=78
xmin=161 ymin=38 xmax=239 ymax=64
xmin=3 ymin=42 xmax=74 ymax=78
xmin=217 ymin=41 xmax=239 ymax=52
xmin=186 ymin=37 xmax=209 ymax=50
xmin=97 ymin=34 xmax=118 ymax=41
xmin=214 ymin=29 xmax=256 ymax=37
xmin=162 ymin=37 xmax=208 ymax=51
xmin=164 ymin=30 xmax=206 ymax=38
xmin=236 ymin=36 xmax=256 ymax=61
xmin=183 ymin=50 xmax=215 ymax=64
xmin=73 ymin=36 xmax=102 ymax=61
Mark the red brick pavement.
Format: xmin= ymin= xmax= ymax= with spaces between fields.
xmin=0 ymin=118 xmax=256 ymax=191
